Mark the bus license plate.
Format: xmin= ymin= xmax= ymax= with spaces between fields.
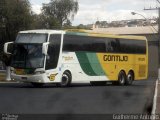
xmin=15 ymin=69 xmax=25 ymax=75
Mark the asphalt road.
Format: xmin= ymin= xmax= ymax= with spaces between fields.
xmin=0 ymin=78 xmax=156 ymax=116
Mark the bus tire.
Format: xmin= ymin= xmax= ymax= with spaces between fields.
xmin=118 ymin=71 xmax=126 ymax=86
xmin=126 ymin=71 xmax=134 ymax=85
xmin=31 ymin=83 xmax=44 ymax=87
xmin=60 ymin=71 xmax=72 ymax=87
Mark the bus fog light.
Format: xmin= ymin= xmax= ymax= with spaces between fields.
xmin=11 ymin=70 xmax=14 ymax=74
xmin=35 ymin=71 xmax=45 ymax=74
xmin=38 ymin=80 xmax=42 ymax=82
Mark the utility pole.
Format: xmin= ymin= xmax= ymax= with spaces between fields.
xmin=156 ymin=0 xmax=160 ymax=33
xmin=144 ymin=0 xmax=160 ymax=79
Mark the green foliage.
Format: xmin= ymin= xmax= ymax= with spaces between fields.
xmin=63 ymin=19 xmax=72 ymax=29
xmin=42 ymin=0 xmax=79 ymax=27
xmin=32 ymin=13 xmax=61 ymax=29
xmin=0 ymin=0 xmax=33 ymax=41
xmin=0 ymin=0 xmax=33 ymax=61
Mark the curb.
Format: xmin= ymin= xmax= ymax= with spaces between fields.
xmin=151 ymin=80 xmax=158 ymax=117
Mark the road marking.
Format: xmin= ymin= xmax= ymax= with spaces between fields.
xmin=151 ymin=80 xmax=158 ymax=119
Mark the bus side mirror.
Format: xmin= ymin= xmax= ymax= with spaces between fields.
xmin=4 ymin=42 xmax=14 ymax=55
xmin=42 ymin=42 xmax=49 ymax=55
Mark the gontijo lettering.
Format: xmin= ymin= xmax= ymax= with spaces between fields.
xmin=103 ymin=55 xmax=128 ymax=62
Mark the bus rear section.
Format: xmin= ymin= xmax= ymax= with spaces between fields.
xmin=62 ymin=33 xmax=148 ymax=86
xmin=95 ymin=36 xmax=148 ymax=85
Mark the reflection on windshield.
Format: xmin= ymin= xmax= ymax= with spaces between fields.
xmin=11 ymin=44 xmax=44 ymax=69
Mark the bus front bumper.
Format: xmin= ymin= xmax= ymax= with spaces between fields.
xmin=10 ymin=73 xmax=49 ymax=83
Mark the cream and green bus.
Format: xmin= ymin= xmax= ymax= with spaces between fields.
xmin=4 ymin=30 xmax=148 ymax=87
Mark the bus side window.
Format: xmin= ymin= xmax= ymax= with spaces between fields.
xmin=92 ymin=43 xmax=106 ymax=52
xmin=106 ymin=42 xmax=113 ymax=52
xmin=105 ymin=38 xmax=120 ymax=53
xmin=46 ymin=34 xmax=61 ymax=70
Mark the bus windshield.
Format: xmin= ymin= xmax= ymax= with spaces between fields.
xmin=11 ymin=44 xmax=45 ymax=69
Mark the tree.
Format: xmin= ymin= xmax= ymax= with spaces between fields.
xmin=0 ymin=0 xmax=33 ymax=40
xmin=0 ymin=0 xmax=33 ymax=61
xmin=42 ymin=0 xmax=79 ymax=27
xmin=32 ymin=13 xmax=61 ymax=29
xmin=63 ymin=19 xmax=72 ymax=28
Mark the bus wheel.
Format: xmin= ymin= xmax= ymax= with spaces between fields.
xmin=60 ymin=71 xmax=72 ymax=87
xmin=31 ymin=83 xmax=44 ymax=87
xmin=118 ymin=71 xmax=126 ymax=86
xmin=126 ymin=71 xmax=134 ymax=85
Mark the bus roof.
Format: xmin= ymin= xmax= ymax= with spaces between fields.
xmin=65 ymin=31 xmax=147 ymax=41
xmin=19 ymin=29 xmax=147 ymax=41
xmin=19 ymin=30 xmax=65 ymax=34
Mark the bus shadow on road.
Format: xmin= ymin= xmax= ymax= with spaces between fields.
xmin=0 ymin=83 xmax=116 ymax=88
xmin=0 ymin=80 xmax=155 ymax=88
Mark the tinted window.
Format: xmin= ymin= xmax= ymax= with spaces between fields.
xmin=11 ymin=44 xmax=44 ymax=69
xmin=119 ymin=39 xmax=146 ymax=54
xmin=63 ymin=35 xmax=106 ymax=52
xmin=46 ymin=34 xmax=61 ymax=70
xmin=63 ymin=35 xmax=146 ymax=54
xmin=105 ymin=38 xmax=121 ymax=53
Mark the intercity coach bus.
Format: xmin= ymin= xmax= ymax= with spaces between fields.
xmin=4 ymin=30 xmax=148 ymax=87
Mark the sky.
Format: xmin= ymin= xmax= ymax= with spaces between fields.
xmin=30 ymin=0 xmax=159 ymax=25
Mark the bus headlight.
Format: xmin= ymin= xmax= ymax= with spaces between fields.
xmin=34 ymin=68 xmax=45 ymax=75
xmin=34 ymin=71 xmax=45 ymax=75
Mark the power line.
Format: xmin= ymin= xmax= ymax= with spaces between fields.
xmin=144 ymin=0 xmax=160 ymax=10
xmin=157 ymin=0 xmax=160 ymax=4
xmin=144 ymin=0 xmax=160 ymax=33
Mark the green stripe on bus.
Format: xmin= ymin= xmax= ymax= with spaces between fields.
xmin=86 ymin=53 xmax=105 ymax=76
xmin=75 ymin=52 xmax=97 ymax=76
